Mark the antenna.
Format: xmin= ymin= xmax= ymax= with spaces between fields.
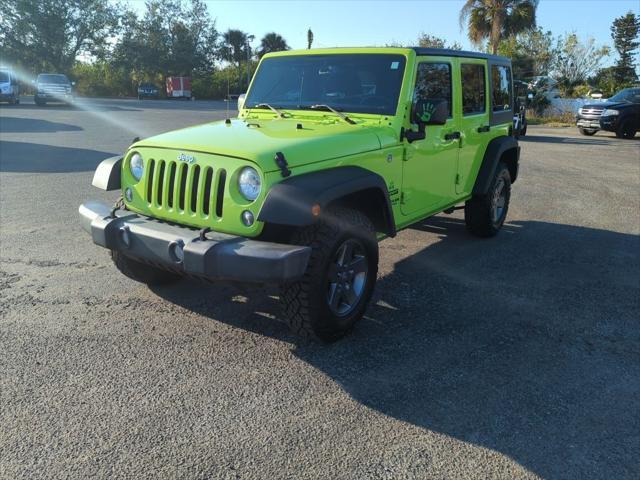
xmin=226 ymin=75 xmax=230 ymax=121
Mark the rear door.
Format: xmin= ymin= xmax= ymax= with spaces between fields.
xmin=456 ymin=60 xmax=489 ymax=194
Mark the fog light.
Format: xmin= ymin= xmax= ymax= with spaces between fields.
xmin=241 ymin=210 xmax=255 ymax=227
xmin=125 ymin=187 xmax=133 ymax=202
xmin=119 ymin=226 xmax=131 ymax=248
xmin=169 ymin=240 xmax=184 ymax=263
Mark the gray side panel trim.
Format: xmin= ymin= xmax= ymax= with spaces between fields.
xmin=473 ymin=136 xmax=519 ymax=195
xmin=92 ymin=156 xmax=122 ymax=191
xmin=257 ymin=166 xmax=395 ymax=234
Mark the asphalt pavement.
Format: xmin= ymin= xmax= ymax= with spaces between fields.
xmin=1 ymin=97 xmax=639 ymax=479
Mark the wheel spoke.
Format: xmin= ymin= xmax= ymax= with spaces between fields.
xmin=348 ymin=255 xmax=367 ymax=275
xmin=343 ymin=285 xmax=357 ymax=305
xmin=328 ymin=283 xmax=341 ymax=310
xmin=338 ymin=242 xmax=355 ymax=266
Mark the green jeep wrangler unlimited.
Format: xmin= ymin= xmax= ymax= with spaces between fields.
xmin=79 ymin=47 xmax=519 ymax=341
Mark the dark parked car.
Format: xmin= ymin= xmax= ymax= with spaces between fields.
xmin=34 ymin=73 xmax=74 ymax=105
xmin=576 ymin=87 xmax=640 ymax=138
xmin=137 ymin=82 xmax=160 ymax=100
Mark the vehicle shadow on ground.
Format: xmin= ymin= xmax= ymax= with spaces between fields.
xmin=152 ymin=217 xmax=639 ymax=479
xmin=520 ymin=134 xmax=639 ymax=145
xmin=0 ymin=141 xmax=114 ymax=173
xmin=0 ymin=116 xmax=82 ymax=133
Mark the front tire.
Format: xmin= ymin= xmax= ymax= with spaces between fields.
xmin=465 ymin=162 xmax=511 ymax=238
xmin=578 ymin=127 xmax=597 ymax=136
xmin=111 ymin=251 xmax=181 ymax=286
xmin=280 ymin=207 xmax=379 ymax=342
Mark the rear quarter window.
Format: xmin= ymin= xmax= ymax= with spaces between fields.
xmin=491 ymin=65 xmax=512 ymax=112
xmin=461 ymin=63 xmax=486 ymax=115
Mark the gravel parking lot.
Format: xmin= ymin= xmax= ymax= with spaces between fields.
xmin=1 ymin=97 xmax=639 ymax=479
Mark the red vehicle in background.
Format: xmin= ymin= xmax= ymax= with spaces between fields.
xmin=166 ymin=76 xmax=191 ymax=99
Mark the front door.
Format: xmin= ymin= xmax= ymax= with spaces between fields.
xmin=401 ymin=58 xmax=460 ymax=216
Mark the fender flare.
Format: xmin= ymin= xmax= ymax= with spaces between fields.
xmin=92 ymin=155 xmax=122 ymax=191
xmin=472 ymin=136 xmax=520 ymax=195
xmin=258 ymin=166 xmax=396 ymax=236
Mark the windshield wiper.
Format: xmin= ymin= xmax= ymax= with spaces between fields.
xmin=252 ymin=103 xmax=286 ymax=118
xmin=302 ymin=104 xmax=356 ymax=124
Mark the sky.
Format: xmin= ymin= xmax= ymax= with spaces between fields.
xmin=126 ymin=0 xmax=639 ymax=60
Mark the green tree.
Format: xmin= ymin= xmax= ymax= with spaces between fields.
xmin=459 ymin=0 xmax=538 ymax=55
xmin=307 ymin=28 xmax=314 ymax=49
xmin=0 ymin=0 xmax=121 ymax=73
xmin=497 ymin=28 xmax=554 ymax=78
xmin=553 ymin=33 xmax=609 ymax=95
xmin=610 ymin=12 xmax=640 ymax=85
xmin=417 ymin=33 xmax=462 ymax=50
xmin=257 ymin=32 xmax=289 ymax=58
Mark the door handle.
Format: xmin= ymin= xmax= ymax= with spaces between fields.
xmin=444 ymin=131 xmax=461 ymax=141
xmin=477 ymin=125 xmax=490 ymax=133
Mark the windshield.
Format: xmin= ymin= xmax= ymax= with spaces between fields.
xmin=0 ymin=71 xmax=9 ymax=83
xmin=37 ymin=74 xmax=69 ymax=84
xmin=609 ymin=88 xmax=640 ymax=104
xmin=245 ymin=54 xmax=407 ymax=116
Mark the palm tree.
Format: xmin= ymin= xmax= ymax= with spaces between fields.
xmin=257 ymin=32 xmax=289 ymax=58
xmin=460 ymin=0 xmax=538 ymax=54
xmin=219 ymin=29 xmax=251 ymax=89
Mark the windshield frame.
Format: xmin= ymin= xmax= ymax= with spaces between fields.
xmin=244 ymin=53 xmax=409 ymax=117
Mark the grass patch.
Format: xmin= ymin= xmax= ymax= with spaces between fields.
xmin=527 ymin=110 xmax=575 ymax=127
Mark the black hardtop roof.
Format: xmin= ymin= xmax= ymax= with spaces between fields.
xmin=411 ymin=47 xmax=510 ymax=62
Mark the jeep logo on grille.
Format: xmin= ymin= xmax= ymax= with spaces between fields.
xmin=177 ymin=153 xmax=196 ymax=164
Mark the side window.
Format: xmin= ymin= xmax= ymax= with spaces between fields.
xmin=491 ymin=65 xmax=512 ymax=112
xmin=461 ymin=63 xmax=486 ymax=115
xmin=414 ymin=62 xmax=452 ymax=118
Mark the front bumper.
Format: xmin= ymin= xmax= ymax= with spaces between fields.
xmin=576 ymin=116 xmax=601 ymax=130
xmin=79 ymin=201 xmax=311 ymax=283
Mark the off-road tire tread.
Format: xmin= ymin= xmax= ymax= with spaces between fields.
xmin=465 ymin=162 xmax=511 ymax=238
xmin=280 ymin=207 xmax=377 ymax=341
xmin=111 ymin=250 xmax=181 ymax=286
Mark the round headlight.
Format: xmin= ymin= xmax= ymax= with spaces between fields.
xmin=129 ymin=153 xmax=144 ymax=181
xmin=238 ymin=167 xmax=261 ymax=201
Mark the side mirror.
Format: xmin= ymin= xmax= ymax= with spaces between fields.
xmin=412 ymin=98 xmax=448 ymax=126
xmin=403 ymin=99 xmax=448 ymax=143
xmin=237 ymin=93 xmax=246 ymax=111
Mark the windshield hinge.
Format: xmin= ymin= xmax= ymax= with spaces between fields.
xmin=274 ymin=152 xmax=291 ymax=178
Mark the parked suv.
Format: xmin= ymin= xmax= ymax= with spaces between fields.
xmin=599 ymin=87 xmax=640 ymax=139
xmin=576 ymin=87 xmax=640 ymax=137
xmin=0 ymin=68 xmax=20 ymax=104
xmin=34 ymin=73 xmax=74 ymax=105
xmin=79 ymin=47 xmax=520 ymax=341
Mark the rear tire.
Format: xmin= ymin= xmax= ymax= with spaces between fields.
xmin=615 ymin=120 xmax=636 ymax=139
xmin=465 ymin=162 xmax=511 ymax=238
xmin=578 ymin=128 xmax=597 ymax=136
xmin=111 ymin=251 xmax=182 ymax=286
xmin=280 ymin=207 xmax=379 ymax=342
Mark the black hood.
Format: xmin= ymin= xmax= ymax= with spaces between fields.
xmin=581 ymin=101 xmax=629 ymax=110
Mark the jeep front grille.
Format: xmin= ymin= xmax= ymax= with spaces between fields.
xmin=145 ymin=158 xmax=226 ymax=218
